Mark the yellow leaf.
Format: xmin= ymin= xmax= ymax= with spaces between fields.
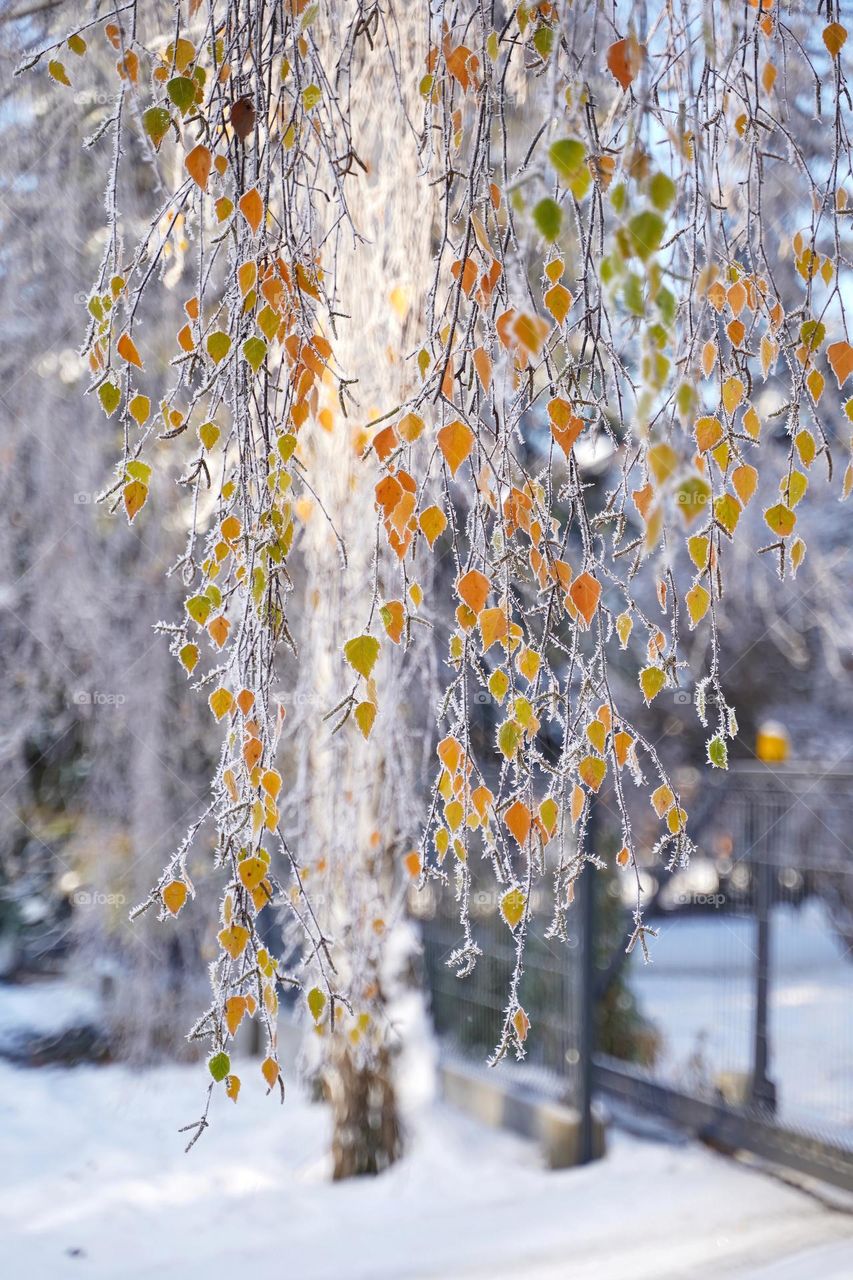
xmin=616 ymin=612 xmax=633 ymax=648
xmin=489 ymin=669 xmax=510 ymax=703
xmin=307 ymin=986 xmax=326 ymax=1021
xmin=344 ymin=634 xmax=380 ymax=679
xmin=544 ymin=283 xmax=572 ymax=324
xmin=261 ymin=1056 xmax=280 ymax=1089
xmin=209 ymin=687 xmax=234 ymax=720
xmin=685 ymin=583 xmax=710 ymax=628
xmin=764 ymin=502 xmax=796 ymax=537
xmin=354 ymin=701 xmax=376 ymax=739
xmin=419 ymin=505 xmax=447 ymax=548
xmin=695 ymin=415 xmax=723 ymax=452
xmin=639 ymin=666 xmax=666 ymax=703
xmin=225 ymin=1074 xmax=241 ymax=1103
xmin=570 ymin=784 xmax=585 ymax=827
xmin=586 ymin=719 xmax=607 ymax=753
xmin=500 ymin=887 xmax=526 ymax=929
xmin=162 ymin=880 xmax=188 ymax=915
xmin=437 ymin=419 xmax=474 ymax=476
xmin=123 ymin=480 xmax=147 ymax=522
xmin=512 ymin=1007 xmax=530 ymax=1042
xmin=238 ymin=856 xmax=267 ymax=891
xmin=539 ymin=797 xmax=559 ymax=838
xmin=743 ymin=405 xmax=761 ymax=439
xmin=129 ymin=394 xmax=150 ymax=426
xmin=722 ymin=377 xmax=744 ymax=414
xmin=218 ymin=923 xmax=249 ymax=959
xmin=578 ymin=755 xmax=606 ymax=792
xmin=651 ymin=784 xmax=674 ymax=817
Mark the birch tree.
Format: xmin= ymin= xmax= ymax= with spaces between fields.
xmin=16 ymin=0 xmax=852 ymax=1155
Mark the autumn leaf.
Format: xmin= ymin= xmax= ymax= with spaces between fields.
xmin=500 ymin=887 xmax=526 ymax=929
xmin=606 ymin=35 xmax=644 ymax=90
xmin=437 ymin=419 xmax=474 ymax=476
xmin=239 ymin=188 xmax=264 ymax=234
xmin=162 ymin=880 xmax=188 ymax=916
xmin=827 ymin=340 xmax=853 ymax=388
xmin=185 ymin=144 xmax=211 ymax=191
xmin=344 ymin=634 xmax=380 ymax=679
xmin=457 ymin=569 xmax=490 ymax=615
xmin=569 ymin=572 xmax=601 ymax=628
xmin=504 ymin=799 xmax=531 ymax=846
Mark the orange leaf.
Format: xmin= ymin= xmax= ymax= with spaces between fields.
xmin=380 ymin=599 xmax=405 ymax=644
xmin=225 ymin=995 xmax=247 ymax=1036
xmin=473 ymin=346 xmax=492 ymax=392
xmin=123 ymin=480 xmax=147 ymax=522
xmin=606 ymin=35 xmax=644 ymax=90
xmin=827 ymin=340 xmax=853 ymax=388
xmin=457 ymin=569 xmax=490 ymax=614
xmin=239 ymin=188 xmax=263 ymax=234
xmin=437 ymin=420 xmax=474 ymax=476
xmin=117 ymin=332 xmax=143 ymax=369
xmin=548 ymin=398 xmax=585 ymax=457
xmin=504 ymin=799 xmax=532 ymax=847
xmin=185 ymin=143 xmax=212 ymax=191
xmin=569 ymin=572 xmax=601 ymax=628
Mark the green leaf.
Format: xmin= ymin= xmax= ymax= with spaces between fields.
xmin=533 ymin=26 xmax=554 ymax=59
xmin=549 ymin=138 xmax=586 ymax=181
xmin=533 ymin=197 xmax=562 ymax=242
xmin=185 ymin=595 xmax=212 ymax=625
xmin=206 ymin=330 xmax=231 ymax=364
xmin=209 ymin=1051 xmax=231 ymax=1082
xmin=307 ymin=986 xmax=326 ymax=1022
xmin=627 ymin=210 xmax=665 ymax=261
xmin=707 ymin=736 xmax=728 ymax=769
xmin=126 ymin=460 xmax=152 ymax=484
xmin=497 ymin=719 xmax=522 ymax=760
xmin=142 ymin=106 xmax=172 ymax=148
xmin=649 ymin=172 xmax=676 ymax=211
xmin=98 ymin=381 xmax=121 ymax=417
xmin=167 ymin=76 xmax=196 ymax=115
xmin=344 ymin=634 xmax=380 ymax=679
xmin=242 ymin=336 xmax=267 ymax=373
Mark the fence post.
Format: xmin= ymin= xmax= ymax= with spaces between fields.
xmin=749 ymin=798 xmax=777 ymax=1115
xmin=576 ymin=798 xmax=596 ymax=1163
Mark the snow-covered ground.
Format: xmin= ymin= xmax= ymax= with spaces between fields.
xmin=1 ymin=982 xmax=852 ymax=1280
xmin=631 ymin=901 xmax=853 ymax=1139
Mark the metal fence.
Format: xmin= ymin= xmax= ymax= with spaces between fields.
xmin=417 ymin=762 xmax=853 ymax=1190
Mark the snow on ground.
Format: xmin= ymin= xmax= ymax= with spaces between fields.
xmin=1 ymin=1045 xmax=852 ymax=1280
xmin=630 ymin=901 xmax=853 ymax=1139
